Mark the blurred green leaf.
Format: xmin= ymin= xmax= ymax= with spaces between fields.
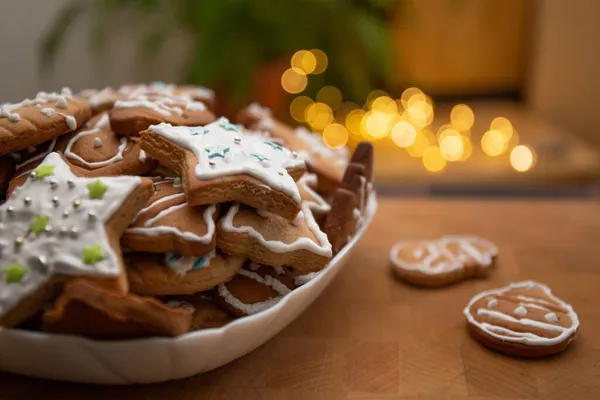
xmin=39 ymin=0 xmax=87 ymax=69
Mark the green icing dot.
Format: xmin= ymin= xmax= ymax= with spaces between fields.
xmin=32 ymin=164 xmax=55 ymax=179
xmin=87 ymin=179 xmax=108 ymax=199
xmin=31 ymin=215 xmax=49 ymax=236
xmin=4 ymin=262 xmax=28 ymax=284
xmin=82 ymin=244 xmax=105 ymax=265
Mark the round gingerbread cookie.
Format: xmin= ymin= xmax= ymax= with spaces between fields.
xmin=389 ymin=235 xmax=498 ymax=287
xmin=213 ymin=262 xmax=295 ymax=317
xmin=464 ymin=280 xmax=579 ymax=358
xmin=165 ymin=293 xmax=235 ymax=330
xmin=125 ymin=251 xmax=243 ymax=296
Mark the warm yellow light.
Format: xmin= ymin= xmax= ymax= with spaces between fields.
xmin=438 ymin=126 xmax=461 ymax=143
xmin=310 ymin=49 xmax=328 ymax=74
xmin=291 ymin=50 xmax=317 ymax=74
xmin=371 ymin=96 xmax=398 ymax=115
xmin=406 ymin=104 xmax=433 ymax=129
xmin=316 ymin=86 xmax=342 ymax=110
xmin=336 ymin=102 xmax=359 ymax=124
xmin=459 ymin=136 xmax=473 ymax=161
xmin=281 ymin=68 xmax=307 ymax=94
xmin=481 ymin=130 xmax=506 ymax=156
xmin=365 ymin=90 xmax=388 ymax=108
xmin=422 ymin=146 xmax=447 ymax=172
xmin=391 ymin=122 xmax=416 ymax=148
xmin=440 ymin=135 xmax=464 ymax=161
xmin=510 ymin=145 xmax=535 ymax=172
xmin=289 ymin=96 xmax=314 ymax=122
xmin=406 ymin=132 xmax=431 ymax=158
xmin=491 ymin=117 xmax=513 ymax=141
xmin=363 ymin=111 xmax=392 ymax=139
xmin=305 ymin=102 xmax=333 ymax=130
xmin=345 ymin=109 xmax=366 ymax=138
xmin=450 ymin=104 xmax=475 ymax=132
xmin=400 ymin=87 xmax=424 ymax=108
xmin=323 ymin=123 xmax=349 ymax=149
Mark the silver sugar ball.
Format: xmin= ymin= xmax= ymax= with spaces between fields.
xmin=24 ymin=197 xmax=32 ymax=206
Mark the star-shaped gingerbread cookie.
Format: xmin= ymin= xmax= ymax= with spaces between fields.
xmin=0 ymin=152 xmax=153 ymax=327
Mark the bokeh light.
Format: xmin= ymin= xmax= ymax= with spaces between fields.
xmin=406 ymin=132 xmax=432 ymax=158
xmin=450 ymin=104 xmax=474 ymax=132
xmin=363 ymin=111 xmax=392 ymax=139
xmin=440 ymin=135 xmax=464 ymax=161
xmin=438 ymin=126 xmax=461 ymax=143
xmin=305 ymin=102 xmax=333 ymax=130
xmin=310 ymin=49 xmax=328 ymax=74
xmin=400 ymin=87 xmax=424 ymax=108
xmin=371 ymin=96 xmax=398 ymax=115
xmin=281 ymin=68 xmax=307 ymax=94
xmin=491 ymin=117 xmax=513 ymax=142
xmin=345 ymin=109 xmax=366 ymax=138
xmin=336 ymin=102 xmax=359 ymax=124
xmin=316 ymin=86 xmax=342 ymax=110
xmin=391 ymin=122 xmax=416 ymax=148
xmin=291 ymin=50 xmax=317 ymax=74
xmin=422 ymin=146 xmax=447 ymax=172
xmin=481 ymin=130 xmax=506 ymax=156
xmin=289 ymin=96 xmax=313 ymax=122
xmin=459 ymin=136 xmax=473 ymax=161
xmin=365 ymin=90 xmax=389 ymax=108
xmin=510 ymin=145 xmax=535 ymax=172
xmin=323 ymin=123 xmax=349 ymax=149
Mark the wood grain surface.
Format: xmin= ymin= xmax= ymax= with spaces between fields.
xmin=1 ymin=198 xmax=599 ymax=399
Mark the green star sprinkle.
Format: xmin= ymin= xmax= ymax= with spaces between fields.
xmin=251 ymin=153 xmax=268 ymax=162
xmin=264 ymin=141 xmax=283 ymax=151
xmin=32 ymin=164 xmax=55 ymax=179
xmin=87 ymin=179 xmax=108 ymax=199
xmin=4 ymin=262 xmax=28 ymax=284
xmin=204 ymin=145 xmax=230 ymax=159
xmin=188 ymin=127 xmax=208 ymax=136
xmin=82 ymin=244 xmax=105 ymax=265
xmin=219 ymin=119 xmax=239 ymax=132
xmin=31 ymin=215 xmax=49 ymax=236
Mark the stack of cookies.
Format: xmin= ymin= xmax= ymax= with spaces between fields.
xmin=0 ymin=84 xmax=374 ymax=339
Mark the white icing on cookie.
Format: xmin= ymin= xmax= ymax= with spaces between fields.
xmin=147 ymin=118 xmax=305 ymax=204
xmin=165 ymin=300 xmax=195 ymax=312
xmin=297 ymin=173 xmax=330 ymax=213
xmin=245 ymin=102 xmax=274 ymax=132
xmin=545 ymin=312 xmax=559 ymax=323
xmin=221 ymin=203 xmax=332 ymax=257
xmin=14 ymin=138 xmax=58 ymax=179
xmin=0 ymin=88 xmax=77 ymax=130
xmin=293 ymin=271 xmax=319 ymax=286
xmin=0 ymin=152 xmax=142 ymax=318
xmin=64 ymin=114 xmax=129 ymax=168
xmin=217 ymin=268 xmax=291 ymax=315
xmin=487 ymin=298 xmax=498 ymax=308
xmin=464 ymin=281 xmax=579 ymax=346
xmin=126 ymin=180 xmax=216 ymax=242
xmin=389 ymin=235 xmax=498 ymax=275
xmin=164 ymin=250 xmax=216 ymax=276
xmin=514 ymin=306 xmax=528 ymax=316
xmin=114 ymin=94 xmax=206 ymax=117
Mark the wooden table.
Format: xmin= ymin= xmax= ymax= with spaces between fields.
xmin=1 ymin=198 xmax=600 ymax=399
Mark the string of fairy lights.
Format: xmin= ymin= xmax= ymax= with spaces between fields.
xmin=281 ymin=49 xmax=535 ymax=173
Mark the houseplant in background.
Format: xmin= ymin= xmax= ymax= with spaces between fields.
xmin=41 ymin=0 xmax=395 ymax=117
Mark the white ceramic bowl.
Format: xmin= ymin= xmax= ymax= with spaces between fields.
xmin=0 ymin=193 xmax=377 ymax=384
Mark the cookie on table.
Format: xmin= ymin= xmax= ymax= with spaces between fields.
xmin=166 ymin=293 xmax=235 ymax=330
xmin=389 ymin=235 xmax=498 ymax=287
xmin=213 ymin=262 xmax=295 ymax=317
xmin=125 ymin=251 xmax=244 ymax=296
xmin=140 ymin=118 xmax=306 ymax=220
xmin=236 ymin=102 xmax=274 ymax=134
xmin=42 ymin=279 xmax=192 ymax=339
xmin=323 ymin=188 xmax=359 ymax=255
xmin=464 ymin=280 xmax=579 ymax=358
xmin=217 ymin=203 xmax=332 ymax=273
xmin=0 ymin=88 xmax=91 ymax=155
xmin=0 ymin=152 xmax=153 ymax=327
xmin=297 ymin=173 xmax=331 ymax=225
xmin=121 ymin=177 xmax=217 ymax=256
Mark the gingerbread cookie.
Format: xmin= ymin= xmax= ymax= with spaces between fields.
xmin=0 ymin=152 xmax=153 ymax=327
xmin=323 ymin=188 xmax=359 ymax=255
xmin=0 ymin=88 xmax=91 ymax=155
xmin=42 ymin=279 xmax=192 ymax=339
xmin=464 ymin=281 xmax=579 ymax=357
xmin=236 ymin=102 xmax=274 ymax=134
xmin=140 ymin=118 xmax=306 ymax=220
xmin=6 ymin=138 xmax=61 ymax=196
xmin=297 ymin=173 xmax=331 ymax=223
xmin=118 ymin=82 xmax=215 ymax=109
xmin=55 ymin=112 xmax=157 ymax=177
xmin=0 ymin=156 xmax=16 ymax=200
xmin=217 ymin=203 xmax=332 ymax=273
xmin=165 ymin=293 xmax=235 ymax=330
xmin=77 ymin=87 xmax=120 ymax=114
xmin=110 ymin=94 xmax=216 ymax=136
xmin=214 ymin=263 xmax=294 ymax=316
xmin=126 ymin=251 xmax=244 ymax=296
xmin=122 ymin=177 xmax=217 ymax=256
xmin=390 ymin=235 xmax=498 ymax=287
